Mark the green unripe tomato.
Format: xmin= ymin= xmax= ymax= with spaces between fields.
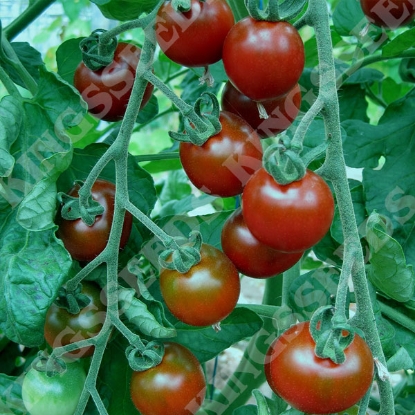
xmin=22 ymin=361 xmax=86 ymax=415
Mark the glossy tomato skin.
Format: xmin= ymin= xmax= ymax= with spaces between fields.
xmin=130 ymin=342 xmax=206 ymax=415
xmin=221 ymin=209 xmax=303 ymax=278
xmin=179 ymin=111 xmax=263 ymax=197
xmin=22 ymin=360 xmax=86 ymax=415
xmin=44 ymin=281 xmax=107 ymax=358
xmin=73 ymin=42 xmax=154 ymax=122
xmin=360 ymin=0 xmax=415 ymax=28
xmin=56 ymin=179 xmax=133 ymax=262
xmin=221 ymin=82 xmax=302 ymax=138
xmin=159 ymin=243 xmax=240 ymax=326
xmin=242 ymin=168 xmax=334 ymax=252
xmin=222 ymin=18 xmax=305 ymax=102
xmin=155 ymin=0 xmax=234 ymax=67
xmin=264 ymin=322 xmax=374 ymax=414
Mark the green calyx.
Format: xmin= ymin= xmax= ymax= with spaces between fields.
xmin=309 ymin=305 xmax=364 ymax=364
xmin=245 ymin=0 xmax=307 ymax=22
xmin=169 ymin=92 xmax=222 ymax=146
xmin=79 ymin=29 xmax=118 ymax=71
xmin=172 ymin=0 xmax=192 ymax=12
xmin=53 ymin=284 xmax=91 ymax=314
xmin=33 ymin=351 xmax=67 ymax=377
xmin=263 ymin=143 xmax=306 ymax=185
xmin=126 ymin=341 xmax=164 ymax=371
xmin=159 ymin=231 xmax=202 ymax=273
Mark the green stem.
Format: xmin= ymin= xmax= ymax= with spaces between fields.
xmin=378 ymin=300 xmax=415 ymax=334
xmin=134 ymin=152 xmax=179 ymax=163
xmin=0 ymin=64 xmax=20 ymax=97
xmin=3 ymin=0 xmax=56 ymax=40
xmin=307 ymin=0 xmax=394 ymax=413
xmin=1 ymin=37 xmax=38 ymax=94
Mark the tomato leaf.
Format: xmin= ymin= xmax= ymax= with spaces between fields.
xmin=118 ymin=286 xmax=176 ymax=338
xmin=56 ymin=37 xmax=84 ymax=86
xmin=0 ymin=208 xmax=72 ymax=347
xmin=0 ymin=373 xmax=26 ymax=415
xmin=288 ymin=267 xmax=341 ymax=320
xmin=0 ymin=95 xmax=23 ymax=178
xmin=382 ymin=28 xmax=415 ymax=57
xmin=136 ymin=94 xmax=159 ymax=124
xmin=233 ymin=405 xmax=258 ymax=415
xmin=366 ymin=212 xmax=414 ymax=303
xmin=342 ymin=89 xmax=415 ymax=269
xmin=332 ymin=0 xmax=368 ymax=37
xmin=387 ymin=347 xmax=414 ymax=372
xmin=172 ymin=306 xmax=263 ymax=363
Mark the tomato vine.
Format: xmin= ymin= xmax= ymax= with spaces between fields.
xmin=1 ymin=0 xmax=415 ymax=414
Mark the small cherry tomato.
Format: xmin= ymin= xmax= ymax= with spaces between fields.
xmin=222 ymin=17 xmax=305 ymax=101
xmin=242 ymin=168 xmax=334 ymax=252
xmin=74 ymin=42 xmax=154 ymax=122
xmin=221 ymin=82 xmax=302 ymax=138
xmin=360 ymin=0 xmax=415 ymax=28
xmin=44 ymin=281 xmax=107 ymax=358
xmin=221 ymin=208 xmax=303 ymax=278
xmin=155 ymin=0 xmax=234 ymax=67
xmin=179 ymin=111 xmax=263 ymax=197
xmin=159 ymin=243 xmax=240 ymax=326
xmin=265 ymin=321 xmax=374 ymax=414
xmin=130 ymin=342 xmax=206 ymax=415
xmin=56 ymin=179 xmax=133 ymax=262
xmin=22 ymin=360 xmax=86 ymax=415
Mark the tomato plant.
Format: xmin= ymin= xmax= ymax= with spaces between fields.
xmin=159 ymin=243 xmax=240 ymax=326
xmin=130 ymin=342 xmax=206 ymax=415
xmin=56 ymin=179 xmax=133 ymax=262
xmin=221 ymin=208 xmax=304 ymax=278
xmin=73 ymin=42 xmax=154 ymax=122
xmin=221 ymin=81 xmax=302 ymax=138
xmin=155 ymin=0 xmax=234 ymax=67
xmin=265 ymin=322 xmax=374 ymax=414
xmin=44 ymin=281 xmax=107 ymax=358
xmin=242 ymin=168 xmax=335 ymax=252
xmin=179 ymin=111 xmax=263 ymax=197
xmin=22 ymin=361 xmax=86 ymax=415
xmin=360 ymin=0 xmax=415 ymax=28
xmin=222 ymin=17 xmax=305 ymax=101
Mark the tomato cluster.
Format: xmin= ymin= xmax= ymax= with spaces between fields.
xmin=265 ymin=322 xmax=374 ymax=414
xmin=130 ymin=342 xmax=206 ymax=415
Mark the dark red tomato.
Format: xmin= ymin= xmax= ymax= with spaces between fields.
xmin=73 ymin=42 xmax=154 ymax=122
xmin=130 ymin=342 xmax=206 ymax=415
xmin=159 ymin=243 xmax=240 ymax=326
xmin=155 ymin=0 xmax=234 ymax=67
xmin=221 ymin=82 xmax=302 ymax=139
xmin=222 ymin=17 xmax=304 ymax=102
xmin=360 ymin=0 xmax=415 ymax=28
xmin=264 ymin=321 xmax=374 ymax=414
xmin=242 ymin=168 xmax=334 ymax=253
xmin=221 ymin=209 xmax=303 ymax=278
xmin=44 ymin=281 xmax=107 ymax=358
xmin=179 ymin=111 xmax=263 ymax=197
xmin=56 ymin=179 xmax=133 ymax=262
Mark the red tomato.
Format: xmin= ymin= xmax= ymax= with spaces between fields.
xmin=56 ymin=179 xmax=133 ymax=262
xmin=242 ymin=168 xmax=334 ymax=252
xmin=44 ymin=281 xmax=107 ymax=358
xmin=222 ymin=17 xmax=304 ymax=102
xmin=360 ymin=0 xmax=415 ymax=28
xmin=221 ymin=208 xmax=303 ymax=278
xmin=265 ymin=321 xmax=374 ymax=414
xmin=155 ymin=0 xmax=234 ymax=67
xmin=130 ymin=342 xmax=206 ymax=415
xmin=221 ymin=82 xmax=302 ymax=138
xmin=73 ymin=42 xmax=154 ymax=122
xmin=159 ymin=243 xmax=240 ymax=326
xmin=179 ymin=111 xmax=263 ymax=197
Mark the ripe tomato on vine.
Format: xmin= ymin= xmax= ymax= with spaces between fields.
xmin=222 ymin=17 xmax=305 ymax=102
xmin=74 ymin=42 xmax=154 ymax=122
